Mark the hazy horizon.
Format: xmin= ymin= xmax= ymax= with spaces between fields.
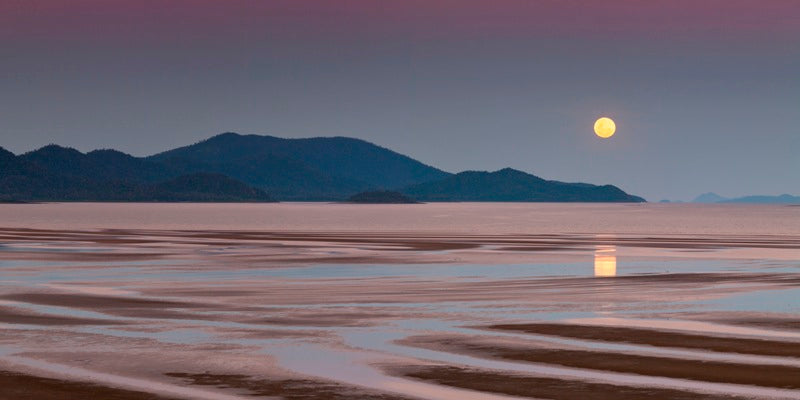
xmin=2 ymin=1 xmax=798 ymax=201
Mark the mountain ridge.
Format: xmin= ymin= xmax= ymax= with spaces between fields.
xmin=403 ymin=168 xmax=644 ymax=202
xmin=148 ymin=132 xmax=450 ymax=199
xmin=690 ymin=192 xmax=799 ymax=204
xmin=1 ymin=133 xmax=646 ymax=203
xmin=1 ymin=145 xmax=273 ymax=202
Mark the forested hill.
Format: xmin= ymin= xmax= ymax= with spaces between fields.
xmin=402 ymin=168 xmax=645 ymax=202
xmin=0 ymin=133 xmax=646 ymax=202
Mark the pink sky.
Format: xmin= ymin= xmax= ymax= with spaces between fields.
xmin=3 ymin=0 xmax=799 ymax=44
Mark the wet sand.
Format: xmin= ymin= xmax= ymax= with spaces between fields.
xmin=165 ymin=372 xmax=413 ymax=400
xmin=398 ymin=334 xmax=800 ymax=389
xmin=388 ymin=365 xmax=753 ymax=400
xmin=0 ymin=306 xmax=120 ymax=326
xmin=0 ymin=370 xmax=179 ymax=400
xmin=1 ymin=203 xmax=799 ymax=399
xmin=486 ymin=322 xmax=800 ymax=357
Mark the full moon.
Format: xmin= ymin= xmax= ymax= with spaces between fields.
xmin=594 ymin=117 xmax=616 ymax=138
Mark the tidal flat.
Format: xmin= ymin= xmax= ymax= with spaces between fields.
xmin=0 ymin=202 xmax=799 ymax=399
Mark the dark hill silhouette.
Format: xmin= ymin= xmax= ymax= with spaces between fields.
xmin=1 ymin=134 xmax=646 ymax=202
xmin=153 ymin=150 xmax=364 ymax=200
xmin=149 ymin=173 xmax=274 ymax=202
xmin=0 ymin=146 xmax=18 ymax=167
xmin=347 ymin=190 xmax=418 ymax=204
xmin=2 ymin=146 xmax=273 ymax=202
xmin=1 ymin=146 xmax=43 ymax=176
xmin=148 ymin=133 xmax=450 ymax=199
xmin=403 ymin=168 xmax=645 ymax=202
xmin=22 ymin=145 xmax=171 ymax=183
xmin=0 ymin=146 xmax=83 ymax=200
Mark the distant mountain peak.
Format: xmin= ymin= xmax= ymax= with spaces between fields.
xmin=457 ymin=168 xmax=547 ymax=183
xmin=214 ymin=131 xmax=241 ymax=138
xmin=459 ymin=168 xmax=529 ymax=175
xmin=204 ymin=131 xmax=256 ymax=142
xmin=27 ymin=144 xmax=83 ymax=157
xmin=496 ymin=167 xmax=526 ymax=174
xmin=87 ymin=149 xmax=132 ymax=157
xmin=0 ymin=146 xmax=14 ymax=158
xmin=148 ymin=132 xmax=451 ymax=199
xmin=692 ymin=192 xmax=728 ymax=203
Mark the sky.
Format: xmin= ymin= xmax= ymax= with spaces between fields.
xmin=1 ymin=0 xmax=798 ymax=201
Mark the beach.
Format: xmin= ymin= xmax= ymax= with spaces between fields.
xmin=0 ymin=203 xmax=799 ymax=399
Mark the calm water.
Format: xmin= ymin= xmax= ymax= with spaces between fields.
xmin=0 ymin=202 xmax=798 ymax=234
xmin=1 ymin=203 xmax=799 ymax=400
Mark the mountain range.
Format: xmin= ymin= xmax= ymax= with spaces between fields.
xmin=692 ymin=192 xmax=800 ymax=204
xmin=1 ymin=132 xmax=645 ymax=203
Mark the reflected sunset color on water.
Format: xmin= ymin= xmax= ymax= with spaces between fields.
xmin=0 ymin=203 xmax=799 ymax=399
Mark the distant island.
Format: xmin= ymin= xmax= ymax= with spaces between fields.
xmin=692 ymin=192 xmax=800 ymax=204
xmin=347 ymin=191 xmax=418 ymax=204
xmin=692 ymin=192 xmax=729 ymax=203
xmin=0 ymin=132 xmax=646 ymax=203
